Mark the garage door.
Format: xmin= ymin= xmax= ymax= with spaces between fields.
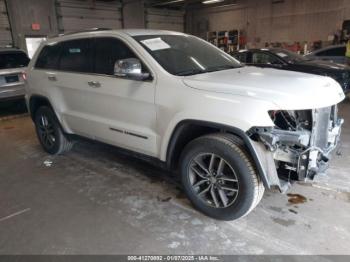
xmin=0 ymin=0 xmax=13 ymax=47
xmin=56 ymin=0 xmax=122 ymax=33
xmin=146 ymin=8 xmax=184 ymax=32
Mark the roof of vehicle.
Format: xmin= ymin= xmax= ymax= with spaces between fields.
xmin=308 ymin=44 xmax=346 ymax=55
xmin=47 ymin=28 xmax=187 ymax=43
xmin=0 ymin=47 xmax=27 ymax=53
xmin=233 ymin=48 xmax=286 ymax=53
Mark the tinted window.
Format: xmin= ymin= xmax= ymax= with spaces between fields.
xmin=35 ymin=44 xmax=62 ymax=69
xmin=252 ymin=52 xmax=282 ymax=64
xmin=0 ymin=51 xmax=30 ymax=69
xmin=94 ymin=38 xmax=137 ymax=75
xmin=317 ymin=47 xmax=346 ymax=56
xmin=59 ymin=39 xmax=92 ymax=73
xmin=232 ymin=52 xmax=247 ymax=63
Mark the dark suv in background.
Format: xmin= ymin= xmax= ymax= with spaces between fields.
xmin=232 ymin=48 xmax=350 ymax=94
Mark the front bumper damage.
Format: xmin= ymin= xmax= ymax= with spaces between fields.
xmin=248 ymin=106 xmax=343 ymax=192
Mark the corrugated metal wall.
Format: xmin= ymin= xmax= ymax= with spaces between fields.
xmin=145 ymin=8 xmax=184 ymax=32
xmin=56 ymin=0 xmax=122 ymax=33
xmin=189 ymin=0 xmax=350 ymax=46
xmin=0 ymin=0 xmax=13 ymax=47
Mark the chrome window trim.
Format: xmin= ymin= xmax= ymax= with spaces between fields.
xmin=33 ymin=36 xmax=155 ymax=83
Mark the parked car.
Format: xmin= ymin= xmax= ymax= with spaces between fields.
xmin=25 ymin=29 xmax=344 ymax=220
xmin=305 ymin=44 xmax=346 ymax=65
xmin=0 ymin=48 xmax=30 ymax=102
xmin=232 ymin=48 xmax=350 ymax=94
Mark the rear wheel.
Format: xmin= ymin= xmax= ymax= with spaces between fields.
xmin=34 ymin=106 xmax=73 ymax=155
xmin=180 ymin=133 xmax=264 ymax=220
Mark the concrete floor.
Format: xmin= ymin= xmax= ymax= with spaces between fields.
xmin=0 ymin=101 xmax=350 ymax=255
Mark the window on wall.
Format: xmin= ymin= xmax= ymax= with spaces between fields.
xmin=25 ymin=37 xmax=47 ymax=59
xmin=58 ymin=39 xmax=93 ymax=73
xmin=94 ymin=37 xmax=138 ymax=76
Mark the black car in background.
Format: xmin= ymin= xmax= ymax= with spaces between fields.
xmin=232 ymin=48 xmax=350 ymax=94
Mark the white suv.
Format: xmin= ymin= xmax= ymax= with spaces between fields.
xmin=25 ymin=29 xmax=345 ymax=220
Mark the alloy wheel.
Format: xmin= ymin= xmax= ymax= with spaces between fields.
xmin=37 ymin=114 xmax=56 ymax=149
xmin=188 ymin=153 xmax=239 ymax=208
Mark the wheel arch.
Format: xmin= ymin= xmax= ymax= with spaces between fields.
xmin=29 ymin=95 xmax=54 ymax=120
xmin=29 ymin=94 xmax=72 ymax=135
xmin=165 ymin=120 xmax=272 ymax=189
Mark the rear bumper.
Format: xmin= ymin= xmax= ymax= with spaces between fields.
xmin=0 ymin=83 xmax=25 ymax=101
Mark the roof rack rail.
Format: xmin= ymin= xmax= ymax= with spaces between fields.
xmin=48 ymin=28 xmax=112 ymax=38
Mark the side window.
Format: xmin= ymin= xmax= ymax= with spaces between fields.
xmin=233 ymin=52 xmax=247 ymax=63
xmin=58 ymin=39 xmax=92 ymax=73
xmin=317 ymin=47 xmax=346 ymax=56
xmin=35 ymin=44 xmax=62 ymax=69
xmin=94 ymin=37 xmax=140 ymax=76
xmin=252 ymin=52 xmax=281 ymax=65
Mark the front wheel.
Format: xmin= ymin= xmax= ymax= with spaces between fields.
xmin=180 ymin=133 xmax=264 ymax=220
xmin=34 ymin=106 xmax=73 ymax=155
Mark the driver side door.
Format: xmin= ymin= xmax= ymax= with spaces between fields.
xmin=81 ymin=37 xmax=158 ymax=157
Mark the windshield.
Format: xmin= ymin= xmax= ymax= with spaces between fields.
xmin=271 ymin=49 xmax=308 ymax=63
xmin=133 ymin=34 xmax=242 ymax=76
xmin=0 ymin=51 xmax=30 ymax=70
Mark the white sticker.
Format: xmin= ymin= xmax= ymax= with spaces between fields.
xmin=141 ymin=38 xmax=171 ymax=51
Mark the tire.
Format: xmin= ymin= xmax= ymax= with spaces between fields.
xmin=180 ymin=133 xmax=264 ymax=221
xmin=34 ymin=106 xmax=73 ymax=155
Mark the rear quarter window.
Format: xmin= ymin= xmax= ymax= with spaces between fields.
xmin=233 ymin=52 xmax=247 ymax=63
xmin=316 ymin=47 xmax=346 ymax=56
xmin=35 ymin=44 xmax=62 ymax=70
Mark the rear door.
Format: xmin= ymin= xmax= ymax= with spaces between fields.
xmin=55 ymin=38 xmax=96 ymax=137
xmin=80 ymin=37 xmax=158 ymax=156
xmin=31 ymin=38 xmax=96 ymax=137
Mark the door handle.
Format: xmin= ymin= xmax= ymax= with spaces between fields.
xmin=48 ymin=75 xmax=57 ymax=81
xmin=87 ymin=81 xmax=101 ymax=88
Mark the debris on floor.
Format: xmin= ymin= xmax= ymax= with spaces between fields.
xmin=43 ymin=160 xmax=53 ymax=167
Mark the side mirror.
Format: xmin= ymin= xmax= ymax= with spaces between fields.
xmin=114 ymin=58 xmax=150 ymax=81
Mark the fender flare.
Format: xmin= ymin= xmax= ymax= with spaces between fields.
xmin=166 ymin=120 xmax=279 ymax=189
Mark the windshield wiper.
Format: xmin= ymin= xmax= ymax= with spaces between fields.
xmin=176 ymin=65 xmax=240 ymax=76
xmin=175 ymin=69 xmax=206 ymax=76
xmin=205 ymin=65 xmax=239 ymax=73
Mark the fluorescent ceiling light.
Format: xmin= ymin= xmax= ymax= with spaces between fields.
xmin=202 ymin=0 xmax=225 ymax=4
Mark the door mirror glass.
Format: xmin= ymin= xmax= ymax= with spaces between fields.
xmin=114 ymin=58 xmax=150 ymax=80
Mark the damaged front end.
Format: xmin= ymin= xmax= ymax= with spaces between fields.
xmin=248 ymin=106 xmax=343 ymax=191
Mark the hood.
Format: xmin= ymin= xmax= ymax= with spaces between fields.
xmin=296 ymin=60 xmax=349 ymax=71
xmin=183 ymin=66 xmax=345 ymax=110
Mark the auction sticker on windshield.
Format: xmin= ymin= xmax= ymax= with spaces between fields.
xmin=141 ymin=38 xmax=171 ymax=51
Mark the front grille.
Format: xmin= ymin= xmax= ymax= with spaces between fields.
xmin=311 ymin=106 xmax=332 ymax=150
